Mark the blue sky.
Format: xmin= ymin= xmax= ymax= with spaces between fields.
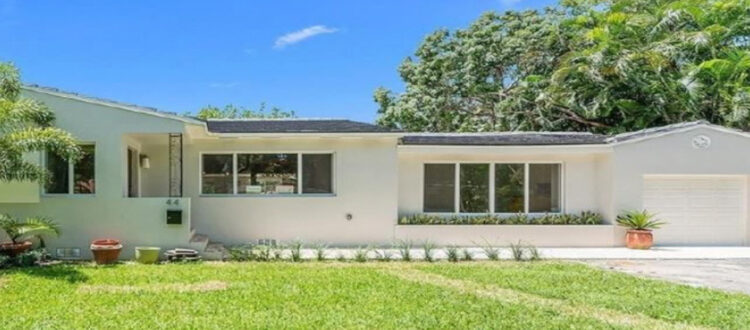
xmin=0 ymin=0 xmax=554 ymax=122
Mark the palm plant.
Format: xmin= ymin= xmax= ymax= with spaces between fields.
xmin=0 ymin=62 xmax=81 ymax=182
xmin=0 ymin=214 xmax=61 ymax=248
xmin=616 ymin=210 xmax=665 ymax=231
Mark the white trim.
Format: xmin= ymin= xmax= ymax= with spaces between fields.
xmin=421 ymin=161 xmax=564 ymax=215
xmin=608 ymin=123 xmax=750 ymax=147
xmin=22 ymin=86 xmax=204 ymax=125
xmin=198 ymin=151 xmax=336 ymax=197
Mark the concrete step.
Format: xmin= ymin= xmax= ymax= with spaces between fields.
xmin=188 ymin=233 xmax=210 ymax=251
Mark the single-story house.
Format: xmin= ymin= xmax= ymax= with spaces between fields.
xmin=2 ymin=85 xmax=750 ymax=258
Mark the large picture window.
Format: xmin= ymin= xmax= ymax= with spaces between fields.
xmin=423 ymin=164 xmax=455 ymax=212
xmin=201 ymin=152 xmax=333 ymax=195
xmin=423 ymin=163 xmax=562 ymax=214
xmin=45 ymin=144 xmax=95 ymax=195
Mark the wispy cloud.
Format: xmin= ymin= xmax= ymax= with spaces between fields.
xmin=208 ymin=82 xmax=240 ymax=89
xmin=273 ymin=25 xmax=338 ymax=49
xmin=499 ymin=0 xmax=521 ymax=6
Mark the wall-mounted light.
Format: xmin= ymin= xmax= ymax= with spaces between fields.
xmin=140 ymin=155 xmax=151 ymax=169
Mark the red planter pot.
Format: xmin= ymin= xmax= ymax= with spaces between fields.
xmin=91 ymin=239 xmax=122 ymax=264
xmin=0 ymin=241 xmax=32 ymax=257
xmin=625 ymin=230 xmax=654 ymax=249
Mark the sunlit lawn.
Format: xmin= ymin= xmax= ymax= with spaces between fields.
xmin=1 ymin=261 xmax=749 ymax=329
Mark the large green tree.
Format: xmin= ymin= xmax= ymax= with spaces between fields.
xmin=195 ymin=103 xmax=295 ymax=120
xmin=375 ymin=0 xmax=750 ymax=133
xmin=0 ymin=62 xmax=80 ymax=182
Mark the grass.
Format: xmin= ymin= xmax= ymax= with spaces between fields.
xmin=1 ymin=261 xmax=749 ymax=329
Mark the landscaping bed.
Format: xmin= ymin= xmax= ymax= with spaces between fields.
xmin=1 ymin=261 xmax=748 ymax=328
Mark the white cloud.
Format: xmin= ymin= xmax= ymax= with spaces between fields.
xmin=273 ymin=25 xmax=338 ymax=49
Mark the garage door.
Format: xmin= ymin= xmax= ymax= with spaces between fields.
xmin=643 ymin=176 xmax=747 ymax=246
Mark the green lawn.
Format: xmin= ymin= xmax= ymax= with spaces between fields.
xmin=1 ymin=261 xmax=748 ymax=329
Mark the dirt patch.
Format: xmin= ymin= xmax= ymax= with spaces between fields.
xmin=78 ymin=280 xmax=228 ymax=294
xmin=382 ymin=266 xmax=707 ymax=330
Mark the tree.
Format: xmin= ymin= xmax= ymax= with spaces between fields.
xmin=195 ymin=103 xmax=296 ymax=120
xmin=0 ymin=62 xmax=80 ymax=182
xmin=375 ymin=0 xmax=750 ymax=133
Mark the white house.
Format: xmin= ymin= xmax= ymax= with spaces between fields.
xmin=2 ymin=85 xmax=750 ymax=258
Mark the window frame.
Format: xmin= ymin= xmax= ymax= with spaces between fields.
xmin=421 ymin=161 xmax=564 ymax=215
xmin=42 ymin=143 xmax=96 ymax=196
xmin=199 ymin=151 xmax=336 ymax=197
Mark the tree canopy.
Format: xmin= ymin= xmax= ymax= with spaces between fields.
xmin=0 ymin=62 xmax=80 ymax=182
xmin=195 ymin=103 xmax=295 ymax=120
xmin=375 ymin=0 xmax=750 ymax=133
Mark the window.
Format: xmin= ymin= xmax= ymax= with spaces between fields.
xmin=528 ymin=164 xmax=561 ymax=213
xmin=45 ymin=144 xmax=95 ymax=195
xmin=302 ymin=154 xmax=332 ymax=194
xmin=237 ymin=153 xmax=297 ymax=194
xmin=460 ymin=164 xmax=489 ymax=213
xmin=201 ymin=152 xmax=334 ymax=195
xmin=423 ymin=164 xmax=455 ymax=212
xmin=201 ymin=154 xmax=233 ymax=194
xmin=495 ymin=164 xmax=524 ymax=213
xmin=423 ymin=162 xmax=562 ymax=214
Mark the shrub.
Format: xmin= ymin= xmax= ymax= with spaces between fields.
xmin=312 ymin=242 xmax=328 ymax=261
xmin=335 ymin=252 xmax=347 ymax=262
xmin=228 ymin=244 xmax=255 ymax=262
xmin=398 ymin=211 xmax=603 ymax=225
xmin=477 ymin=239 xmax=499 ymax=260
xmin=445 ymin=245 xmax=460 ymax=262
xmin=289 ymin=240 xmax=304 ymax=262
xmin=422 ymin=241 xmax=436 ymax=262
xmin=272 ymin=245 xmax=285 ymax=261
xmin=254 ymin=245 xmax=272 ymax=262
xmin=373 ymin=249 xmax=393 ymax=262
xmin=460 ymin=248 xmax=474 ymax=261
xmin=616 ymin=210 xmax=665 ymax=230
xmin=509 ymin=241 xmax=542 ymax=262
xmin=353 ymin=247 xmax=370 ymax=263
xmin=395 ymin=240 xmax=413 ymax=262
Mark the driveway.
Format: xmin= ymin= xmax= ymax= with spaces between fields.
xmin=584 ymin=259 xmax=750 ymax=295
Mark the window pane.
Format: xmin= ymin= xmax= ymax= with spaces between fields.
xmin=460 ymin=164 xmax=490 ymax=213
xmin=237 ymin=154 xmax=297 ymax=194
xmin=495 ymin=164 xmax=524 ymax=213
xmin=529 ymin=164 xmax=561 ymax=212
xmin=423 ymin=164 xmax=455 ymax=212
xmin=45 ymin=151 xmax=69 ymax=194
xmin=202 ymin=154 xmax=234 ymax=194
xmin=73 ymin=145 xmax=95 ymax=194
xmin=302 ymin=154 xmax=332 ymax=194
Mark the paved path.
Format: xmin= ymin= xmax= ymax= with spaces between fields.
xmin=584 ymin=259 xmax=750 ymax=295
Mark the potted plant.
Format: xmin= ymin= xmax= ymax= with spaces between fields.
xmin=0 ymin=214 xmax=61 ymax=257
xmin=90 ymin=239 xmax=122 ymax=264
xmin=135 ymin=246 xmax=161 ymax=264
xmin=616 ymin=210 xmax=665 ymax=249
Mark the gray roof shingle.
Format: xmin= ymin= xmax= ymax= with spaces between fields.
xmin=400 ymin=133 xmax=608 ymax=146
xmin=206 ymin=119 xmax=395 ymax=134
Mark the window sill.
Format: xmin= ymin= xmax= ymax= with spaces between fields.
xmin=42 ymin=194 xmax=97 ymax=198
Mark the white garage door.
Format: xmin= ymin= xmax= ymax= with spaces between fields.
xmin=643 ymin=176 xmax=747 ymax=246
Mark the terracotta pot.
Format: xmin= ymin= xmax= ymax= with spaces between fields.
xmin=625 ymin=229 xmax=653 ymax=249
xmin=91 ymin=239 xmax=122 ymax=264
xmin=0 ymin=241 xmax=32 ymax=257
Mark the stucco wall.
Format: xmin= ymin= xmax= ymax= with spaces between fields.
xmin=397 ymin=146 xmax=612 ymax=219
xmin=0 ymin=90 xmax=193 ymax=256
xmin=184 ymin=137 xmax=400 ymax=246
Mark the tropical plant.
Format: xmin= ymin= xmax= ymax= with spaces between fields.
xmin=335 ymin=251 xmax=347 ymax=262
xmin=353 ymin=246 xmax=370 ymax=263
xmin=477 ymin=239 xmax=500 ymax=260
xmin=509 ymin=241 xmax=542 ymax=262
xmin=399 ymin=211 xmax=603 ymax=225
xmin=228 ymin=244 xmax=255 ymax=261
xmin=254 ymin=245 xmax=271 ymax=262
xmin=289 ymin=240 xmax=304 ymax=262
xmin=0 ymin=62 xmax=81 ymax=182
xmin=445 ymin=245 xmax=460 ymax=262
xmin=312 ymin=242 xmax=328 ymax=261
xmin=375 ymin=0 xmax=750 ymax=134
xmin=422 ymin=241 xmax=436 ymax=262
xmin=395 ymin=240 xmax=413 ymax=262
xmin=0 ymin=214 xmax=61 ymax=247
xmin=460 ymin=248 xmax=474 ymax=261
xmin=373 ymin=249 xmax=393 ymax=262
xmin=616 ymin=210 xmax=666 ymax=230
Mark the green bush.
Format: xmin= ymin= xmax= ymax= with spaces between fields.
xmin=399 ymin=211 xmax=603 ymax=225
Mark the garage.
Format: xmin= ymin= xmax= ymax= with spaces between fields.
xmin=643 ymin=176 xmax=747 ymax=246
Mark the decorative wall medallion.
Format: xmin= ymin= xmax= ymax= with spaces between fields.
xmin=691 ymin=135 xmax=711 ymax=149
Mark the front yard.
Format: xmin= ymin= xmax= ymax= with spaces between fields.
xmin=2 ymin=261 xmax=749 ymax=329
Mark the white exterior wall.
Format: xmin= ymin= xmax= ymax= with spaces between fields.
xmin=185 ymin=137 xmax=399 ymax=246
xmin=397 ymin=146 xmax=611 ymax=217
xmin=611 ymin=127 xmax=750 ymax=245
xmin=0 ymin=90 xmax=193 ymax=258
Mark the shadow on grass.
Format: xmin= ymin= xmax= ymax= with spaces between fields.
xmin=4 ymin=263 xmax=90 ymax=284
